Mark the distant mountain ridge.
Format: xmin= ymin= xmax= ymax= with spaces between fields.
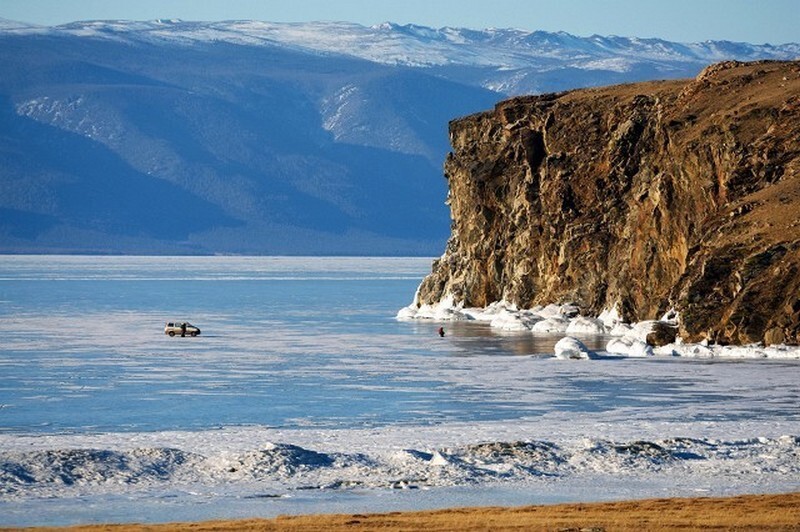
xmin=0 ymin=20 xmax=797 ymax=254
xmin=5 ymin=19 xmax=798 ymax=63
xmin=4 ymin=19 xmax=798 ymax=94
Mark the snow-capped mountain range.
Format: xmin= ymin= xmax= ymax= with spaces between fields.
xmin=5 ymin=19 xmax=798 ymax=93
xmin=1 ymin=19 xmax=797 ymax=254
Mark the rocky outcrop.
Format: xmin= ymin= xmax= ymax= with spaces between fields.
xmin=416 ymin=60 xmax=800 ymax=345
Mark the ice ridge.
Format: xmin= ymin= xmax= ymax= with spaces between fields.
xmin=3 ymin=436 xmax=798 ymax=499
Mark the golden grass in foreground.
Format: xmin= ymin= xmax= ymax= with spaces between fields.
xmin=17 ymin=492 xmax=800 ymax=532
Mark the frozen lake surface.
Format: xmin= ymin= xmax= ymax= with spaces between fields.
xmin=0 ymin=256 xmax=798 ymax=526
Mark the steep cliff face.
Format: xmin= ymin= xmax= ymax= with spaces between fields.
xmin=417 ymin=60 xmax=800 ymax=345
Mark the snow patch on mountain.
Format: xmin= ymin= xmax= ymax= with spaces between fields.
xmin=15 ymin=96 xmax=123 ymax=143
xmin=5 ymin=19 xmax=798 ymax=77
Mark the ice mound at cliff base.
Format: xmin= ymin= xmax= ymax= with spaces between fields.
xmin=397 ymin=297 xmax=800 ymax=358
xmin=397 ymin=299 xmax=581 ymax=328
xmin=655 ymin=342 xmax=800 ymax=359
xmin=609 ymin=322 xmax=633 ymax=335
xmin=395 ymin=293 xmax=474 ymax=321
xmin=565 ymin=316 xmax=606 ymax=335
xmin=530 ymin=316 xmax=570 ymax=333
xmin=490 ymin=308 xmax=544 ymax=331
xmin=606 ymin=336 xmax=654 ymax=357
xmin=554 ymin=336 xmax=597 ymax=359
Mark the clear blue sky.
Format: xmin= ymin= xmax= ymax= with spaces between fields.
xmin=1 ymin=0 xmax=797 ymax=44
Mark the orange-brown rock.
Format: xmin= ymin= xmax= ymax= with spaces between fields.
xmin=416 ymin=60 xmax=800 ymax=345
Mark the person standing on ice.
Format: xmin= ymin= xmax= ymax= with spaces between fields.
xmin=438 ymin=326 xmax=445 ymax=337
xmin=181 ymin=322 xmax=186 ymax=337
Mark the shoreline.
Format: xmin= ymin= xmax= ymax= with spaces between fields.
xmin=18 ymin=492 xmax=800 ymax=531
xmin=398 ymin=300 xmax=800 ymax=360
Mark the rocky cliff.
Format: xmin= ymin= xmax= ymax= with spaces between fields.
xmin=416 ymin=60 xmax=800 ymax=345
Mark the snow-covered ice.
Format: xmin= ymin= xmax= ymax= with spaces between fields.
xmin=1 ymin=256 xmax=799 ymax=526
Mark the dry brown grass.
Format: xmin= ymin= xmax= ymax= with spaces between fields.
xmin=16 ymin=491 xmax=800 ymax=531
